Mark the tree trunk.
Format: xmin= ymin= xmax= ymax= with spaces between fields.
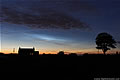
xmin=103 ymin=51 xmax=106 ymax=55
xmin=103 ymin=49 xmax=106 ymax=55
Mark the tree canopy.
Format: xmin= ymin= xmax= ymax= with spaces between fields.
xmin=96 ymin=32 xmax=117 ymax=54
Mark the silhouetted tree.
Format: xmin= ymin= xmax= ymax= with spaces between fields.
xmin=58 ymin=51 xmax=64 ymax=55
xmin=116 ymin=51 xmax=119 ymax=55
xmin=96 ymin=32 xmax=116 ymax=55
xmin=69 ymin=53 xmax=77 ymax=56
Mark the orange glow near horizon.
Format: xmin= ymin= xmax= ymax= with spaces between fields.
xmin=1 ymin=48 xmax=118 ymax=54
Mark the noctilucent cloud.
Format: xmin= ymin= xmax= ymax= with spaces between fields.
xmin=0 ymin=0 xmax=120 ymax=54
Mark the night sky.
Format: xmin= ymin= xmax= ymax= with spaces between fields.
xmin=0 ymin=0 xmax=120 ymax=54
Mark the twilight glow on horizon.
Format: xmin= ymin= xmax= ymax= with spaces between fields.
xmin=0 ymin=0 xmax=120 ymax=54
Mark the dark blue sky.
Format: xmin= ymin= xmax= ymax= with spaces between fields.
xmin=0 ymin=0 xmax=120 ymax=53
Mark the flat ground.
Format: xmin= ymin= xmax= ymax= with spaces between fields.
xmin=0 ymin=54 xmax=120 ymax=79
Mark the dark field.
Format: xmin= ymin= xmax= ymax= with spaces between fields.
xmin=0 ymin=54 xmax=120 ymax=79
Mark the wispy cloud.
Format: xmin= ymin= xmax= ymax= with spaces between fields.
xmin=118 ymin=41 xmax=120 ymax=44
xmin=27 ymin=33 xmax=71 ymax=46
xmin=0 ymin=0 xmax=91 ymax=30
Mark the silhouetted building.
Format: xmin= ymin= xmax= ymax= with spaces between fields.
xmin=18 ymin=47 xmax=39 ymax=56
xmin=33 ymin=51 xmax=39 ymax=55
